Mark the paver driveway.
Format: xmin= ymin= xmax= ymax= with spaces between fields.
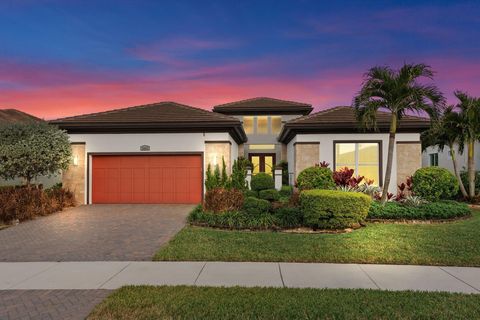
xmin=0 ymin=204 xmax=192 ymax=261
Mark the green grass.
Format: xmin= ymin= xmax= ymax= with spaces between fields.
xmin=154 ymin=210 xmax=480 ymax=266
xmin=88 ymin=286 xmax=480 ymax=320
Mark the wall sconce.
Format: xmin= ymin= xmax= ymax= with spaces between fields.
xmin=73 ymin=155 xmax=79 ymax=166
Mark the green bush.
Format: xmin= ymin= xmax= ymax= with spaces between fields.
xmin=300 ymin=189 xmax=371 ymax=229
xmin=242 ymin=196 xmax=271 ymax=216
xmin=460 ymin=171 xmax=480 ymax=194
xmin=412 ymin=167 xmax=459 ymax=201
xmin=250 ymin=173 xmax=275 ymax=191
xmin=188 ymin=205 xmax=278 ymax=230
xmin=273 ymin=206 xmax=303 ymax=228
xmin=258 ymin=189 xmax=280 ymax=201
xmin=244 ymin=190 xmax=258 ymax=198
xmin=279 ymin=185 xmax=293 ymax=198
xmin=296 ymin=167 xmax=335 ymax=190
xmin=368 ymin=200 xmax=471 ymax=220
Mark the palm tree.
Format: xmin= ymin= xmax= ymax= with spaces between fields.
xmin=452 ymin=91 xmax=480 ymax=198
xmin=354 ymin=63 xmax=445 ymax=203
xmin=421 ymin=106 xmax=468 ymax=198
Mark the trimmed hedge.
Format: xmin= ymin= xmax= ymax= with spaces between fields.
xmin=251 ymin=173 xmax=275 ymax=191
xmin=242 ymin=196 xmax=271 ymax=217
xmin=412 ymin=167 xmax=459 ymax=202
xmin=300 ymin=189 xmax=371 ymax=229
xmin=258 ymin=189 xmax=280 ymax=201
xmin=368 ymin=200 xmax=471 ymax=220
xmin=272 ymin=206 xmax=303 ymax=228
xmin=279 ymin=185 xmax=293 ymax=198
xmin=244 ymin=190 xmax=258 ymax=198
xmin=296 ymin=167 xmax=335 ymax=190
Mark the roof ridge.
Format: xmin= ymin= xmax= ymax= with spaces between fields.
xmin=167 ymin=101 xmax=239 ymax=121
xmin=289 ymin=106 xmax=349 ymax=123
xmin=213 ymin=97 xmax=311 ymax=108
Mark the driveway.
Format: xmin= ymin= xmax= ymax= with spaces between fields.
xmin=0 ymin=204 xmax=192 ymax=261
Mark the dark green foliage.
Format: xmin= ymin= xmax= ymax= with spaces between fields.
xmin=412 ymin=167 xmax=459 ymax=201
xmin=242 ymin=196 xmax=271 ymax=216
xmin=231 ymin=158 xmax=249 ymax=191
xmin=203 ymin=188 xmax=244 ymax=214
xmin=205 ymin=164 xmax=218 ymax=191
xmin=258 ymin=189 xmax=280 ymax=201
xmin=278 ymin=160 xmax=289 ymax=185
xmin=296 ymin=167 xmax=335 ymax=190
xmin=220 ymin=157 xmax=229 ymax=187
xmin=244 ymin=190 xmax=258 ymax=198
xmin=279 ymin=185 xmax=293 ymax=198
xmin=368 ymin=200 xmax=471 ymax=220
xmin=300 ymin=189 xmax=371 ymax=229
xmin=188 ymin=205 xmax=278 ymax=230
xmin=273 ymin=206 xmax=303 ymax=228
xmin=460 ymin=171 xmax=480 ymax=194
xmin=250 ymin=173 xmax=275 ymax=191
xmin=206 ymin=157 xmax=248 ymax=191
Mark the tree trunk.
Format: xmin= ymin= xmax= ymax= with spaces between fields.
xmin=450 ymin=145 xmax=468 ymax=198
xmin=468 ymin=140 xmax=476 ymax=199
xmin=380 ymin=114 xmax=397 ymax=203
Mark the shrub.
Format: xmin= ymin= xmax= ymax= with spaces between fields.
xmin=300 ymin=189 xmax=371 ymax=229
xmin=296 ymin=167 xmax=335 ymax=190
xmin=368 ymin=200 xmax=470 ymax=220
xmin=273 ymin=206 xmax=303 ymax=228
xmin=412 ymin=167 xmax=459 ymax=201
xmin=258 ymin=189 xmax=280 ymax=201
xmin=0 ymin=185 xmax=75 ymax=223
xmin=231 ymin=158 xmax=249 ymax=191
xmin=251 ymin=173 xmax=275 ymax=191
xmin=277 ymin=160 xmax=289 ymax=185
xmin=460 ymin=171 xmax=480 ymax=194
xmin=203 ymin=188 xmax=244 ymax=214
xmin=279 ymin=185 xmax=293 ymax=198
xmin=242 ymin=196 xmax=271 ymax=216
xmin=244 ymin=190 xmax=258 ymax=198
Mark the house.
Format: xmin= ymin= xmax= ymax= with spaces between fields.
xmin=422 ymin=143 xmax=480 ymax=172
xmin=51 ymin=98 xmax=429 ymax=205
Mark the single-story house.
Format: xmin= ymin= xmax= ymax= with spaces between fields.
xmin=423 ymin=142 xmax=480 ymax=173
xmin=51 ymin=98 xmax=429 ymax=204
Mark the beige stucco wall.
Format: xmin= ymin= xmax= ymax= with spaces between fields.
xmin=281 ymin=143 xmax=287 ymax=162
xmin=62 ymin=143 xmax=86 ymax=205
xmin=396 ymin=142 xmax=421 ymax=185
xmin=294 ymin=143 xmax=319 ymax=177
xmin=238 ymin=144 xmax=245 ymax=158
xmin=205 ymin=142 xmax=232 ymax=174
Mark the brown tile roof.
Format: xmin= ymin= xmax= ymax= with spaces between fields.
xmin=212 ymin=97 xmax=313 ymax=115
xmin=279 ymin=106 xmax=430 ymax=143
xmin=50 ymin=101 xmax=247 ymax=143
xmin=0 ymin=109 xmax=41 ymax=124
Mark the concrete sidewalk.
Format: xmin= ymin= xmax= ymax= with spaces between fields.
xmin=0 ymin=261 xmax=479 ymax=294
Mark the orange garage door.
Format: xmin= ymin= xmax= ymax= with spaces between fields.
xmin=92 ymin=155 xmax=202 ymax=204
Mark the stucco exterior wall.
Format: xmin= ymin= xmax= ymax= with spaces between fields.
xmin=62 ymin=143 xmax=86 ymax=204
xmin=396 ymin=142 xmax=422 ymax=185
xmin=67 ymin=132 xmax=238 ymax=204
xmin=422 ymin=142 xmax=480 ymax=172
xmin=286 ymin=133 xmax=420 ymax=193
xmin=294 ymin=143 xmax=320 ymax=179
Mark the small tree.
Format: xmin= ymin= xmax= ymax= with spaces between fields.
xmin=0 ymin=122 xmax=72 ymax=186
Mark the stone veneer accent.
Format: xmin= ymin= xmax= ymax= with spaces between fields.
xmin=62 ymin=143 xmax=86 ymax=204
xmin=294 ymin=142 xmax=319 ymax=177
xmin=396 ymin=142 xmax=422 ymax=185
xmin=205 ymin=142 xmax=231 ymax=174
xmin=281 ymin=143 xmax=287 ymax=161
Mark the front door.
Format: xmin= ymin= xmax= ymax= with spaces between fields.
xmin=249 ymin=153 xmax=276 ymax=175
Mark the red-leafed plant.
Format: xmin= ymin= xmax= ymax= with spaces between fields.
xmin=203 ymin=188 xmax=244 ymax=214
xmin=333 ymin=167 xmax=364 ymax=187
xmin=317 ymin=161 xmax=330 ymax=168
xmin=374 ymin=191 xmax=394 ymax=201
xmin=396 ymin=176 xmax=414 ymax=201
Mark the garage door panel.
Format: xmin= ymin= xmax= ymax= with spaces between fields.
xmin=92 ymin=155 xmax=202 ymax=204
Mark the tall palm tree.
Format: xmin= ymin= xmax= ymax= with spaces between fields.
xmin=354 ymin=63 xmax=445 ymax=203
xmin=421 ymin=106 xmax=468 ymax=198
xmin=453 ymin=91 xmax=480 ymax=198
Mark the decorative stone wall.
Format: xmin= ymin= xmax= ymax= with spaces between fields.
xmin=205 ymin=142 xmax=231 ymax=174
xmin=294 ymin=143 xmax=319 ymax=177
xmin=62 ymin=143 xmax=86 ymax=204
xmin=396 ymin=142 xmax=421 ymax=185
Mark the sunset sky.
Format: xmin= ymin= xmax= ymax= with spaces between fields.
xmin=1 ymin=0 xmax=479 ymax=119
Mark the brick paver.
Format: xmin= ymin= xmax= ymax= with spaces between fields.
xmin=0 ymin=204 xmax=191 ymax=261
xmin=0 ymin=290 xmax=111 ymax=320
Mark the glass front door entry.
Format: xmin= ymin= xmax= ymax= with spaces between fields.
xmin=249 ymin=153 xmax=276 ymax=175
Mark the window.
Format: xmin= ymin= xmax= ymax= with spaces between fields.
xmin=429 ymin=153 xmax=439 ymax=166
xmin=243 ymin=116 xmax=253 ymax=134
xmin=335 ymin=142 xmax=380 ymax=185
xmin=257 ymin=116 xmax=268 ymax=134
xmin=249 ymin=144 xmax=275 ymax=150
xmin=271 ymin=116 xmax=282 ymax=134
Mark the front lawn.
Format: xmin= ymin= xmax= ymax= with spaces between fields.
xmin=154 ymin=209 xmax=480 ymax=266
xmin=88 ymin=286 xmax=480 ymax=320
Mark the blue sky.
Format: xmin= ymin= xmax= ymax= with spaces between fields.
xmin=0 ymin=0 xmax=479 ymax=118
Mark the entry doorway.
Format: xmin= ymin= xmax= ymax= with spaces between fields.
xmin=249 ymin=153 xmax=276 ymax=175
